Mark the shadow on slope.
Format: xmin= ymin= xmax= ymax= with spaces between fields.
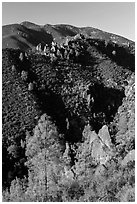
xmin=88 ymin=82 xmax=125 ymax=133
xmin=87 ymin=39 xmax=135 ymax=72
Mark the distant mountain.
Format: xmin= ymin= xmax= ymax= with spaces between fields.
xmin=2 ymin=21 xmax=134 ymax=51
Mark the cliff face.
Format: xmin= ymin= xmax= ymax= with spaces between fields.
xmin=2 ymin=31 xmax=135 ymax=201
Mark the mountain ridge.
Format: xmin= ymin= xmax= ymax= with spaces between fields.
xmin=14 ymin=21 xmax=136 ymax=41
xmin=3 ymin=21 xmax=134 ymax=51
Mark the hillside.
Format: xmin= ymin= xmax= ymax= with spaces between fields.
xmin=2 ymin=26 xmax=135 ymax=202
xmin=2 ymin=21 xmax=134 ymax=51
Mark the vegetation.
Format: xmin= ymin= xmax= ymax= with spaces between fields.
xmin=2 ymin=33 xmax=135 ymax=202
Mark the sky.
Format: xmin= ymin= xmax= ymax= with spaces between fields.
xmin=2 ymin=2 xmax=135 ymax=41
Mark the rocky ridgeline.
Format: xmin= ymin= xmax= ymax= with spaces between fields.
xmin=33 ymin=34 xmax=135 ymax=71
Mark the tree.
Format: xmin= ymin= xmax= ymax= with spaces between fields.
xmin=25 ymin=113 xmax=65 ymax=201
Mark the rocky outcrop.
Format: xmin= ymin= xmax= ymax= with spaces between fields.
xmin=115 ymin=73 xmax=135 ymax=157
xmin=79 ymin=124 xmax=114 ymax=167
xmin=121 ymin=150 xmax=135 ymax=166
xmin=92 ymin=125 xmax=114 ymax=165
xmin=124 ymin=73 xmax=135 ymax=98
xmin=98 ymin=125 xmax=113 ymax=149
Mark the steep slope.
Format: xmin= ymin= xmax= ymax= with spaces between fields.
xmin=2 ymin=49 xmax=43 ymax=186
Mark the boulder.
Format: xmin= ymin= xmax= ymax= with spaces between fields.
xmin=28 ymin=82 xmax=34 ymax=91
xmin=19 ymin=52 xmax=24 ymax=61
xmin=21 ymin=70 xmax=28 ymax=81
xmin=98 ymin=125 xmax=112 ymax=149
xmin=11 ymin=65 xmax=16 ymax=72
xmin=90 ymin=131 xmax=98 ymax=145
xmin=92 ymin=139 xmax=110 ymax=165
xmin=112 ymin=50 xmax=116 ymax=55
xmin=82 ymin=124 xmax=98 ymax=144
